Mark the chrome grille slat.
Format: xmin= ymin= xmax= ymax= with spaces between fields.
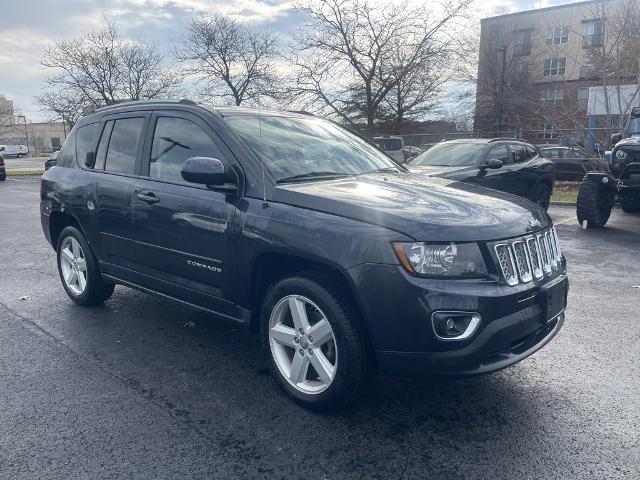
xmin=494 ymin=244 xmax=518 ymax=286
xmin=526 ymin=237 xmax=544 ymax=280
xmin=495 ymin=227 xmax=561 ymax=286
xmin=512 ymin=240 xmax=533 ymax=283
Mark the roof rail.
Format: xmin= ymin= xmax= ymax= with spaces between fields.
xmin=93 ymin=98 xmax=199 ymax=114
xmin=487 ymin=137 xmax=522 ymax=142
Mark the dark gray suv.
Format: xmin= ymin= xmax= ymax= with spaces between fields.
xmin=40 ymin=100 xmax=568 ymax=410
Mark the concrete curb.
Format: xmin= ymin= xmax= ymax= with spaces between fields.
xmin=550 ymin=201 xmax=576 ymax=206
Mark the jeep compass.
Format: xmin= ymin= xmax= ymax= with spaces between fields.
xmin=40 ymin=100 xmax=568 ymax=410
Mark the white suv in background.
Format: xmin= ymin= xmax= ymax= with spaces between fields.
xmin=374 ymin=136 xmax=405 ymax=163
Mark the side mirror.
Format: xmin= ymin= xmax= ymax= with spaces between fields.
xmin=85 ymin=151 xmax=95 ymax=168
xmin=181 ymin=157 xmax=236 ymax=192
xmin=485 ymin=158 xmax=503 ymax=169
xmin=611 ymin=133 xmax=623 ymax=145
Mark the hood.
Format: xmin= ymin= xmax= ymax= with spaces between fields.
xmin=616 ymin=136 xmax=640 ymax=149
xmin=271 ymin=172 xmax=549 ymax=242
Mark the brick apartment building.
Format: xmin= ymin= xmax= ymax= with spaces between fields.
xmin=474 ymin=0 xmax=640 ymax=150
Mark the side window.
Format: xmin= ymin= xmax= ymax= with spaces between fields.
xmin=526 ymin=145 xmax=537 ymax=157
xmin=488 ymin=145 xmax=510 ymax=164
xmin=76 ymin=123 xmax=100 ymax=168
xmin=543 ymin=148 xmax=560 ymax=159
xmin=55 ymin=129 xmax=77 ymax=168
xmin=104 ymin=117 xmax=145 ymax=175
xmin=94 ymin=121 xmax=114 ymax=170
xmin=510 ymin=144 xmax=530 ymax=163
xmin=149 ymin=117 xmax=224 ymax=184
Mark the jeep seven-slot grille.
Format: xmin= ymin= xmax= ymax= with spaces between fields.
xmin=494 ymin=227 xmax=562 ymax=286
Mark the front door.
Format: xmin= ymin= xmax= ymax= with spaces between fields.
xmin=132 ymin=111 xmax=239 ymax=314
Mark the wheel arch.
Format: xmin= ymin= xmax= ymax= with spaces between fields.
xmin=49 ymin=211 xmax=86 ymax=249
xmin=248 ymin=252 xmax=368 ymax=337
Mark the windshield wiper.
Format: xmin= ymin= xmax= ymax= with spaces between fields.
xmin=277 ymin=171 xmax=353 ymax=184
xmin=359 ymin=166 xmax=401 ymax=175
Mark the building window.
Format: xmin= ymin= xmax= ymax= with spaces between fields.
xmin=51 ymin=137 xmax=61 ymax=149
xmin=512 ymin=62 xmax=529 ymax=84
xmin=540 ymin=89 xmax=564 ymax=106
xmin=543 ymin=58 xmax=566 ymax=76
xmin=583 ymin=20 xmax=604 ymax=47
xmin=513 ymin=29 xmax=532 ymax=56
xmin=546 ymin=26 xmax=569 ymax=45
xmin=580 ymin=54 xmax=595 ymax=78
xmin=578 ymin=87 xmax=589 ymax=111
xmin=538 ymin=123 xmax=558 ymax=140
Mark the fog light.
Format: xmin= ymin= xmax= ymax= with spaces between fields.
xmin=432 ymin=311 xmax=481 ymax=341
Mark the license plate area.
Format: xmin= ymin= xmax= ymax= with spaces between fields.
xmin=540 ymin=275 xmax=568 ymax=321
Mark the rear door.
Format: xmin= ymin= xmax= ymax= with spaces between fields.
xmin=132 ymin=110 xmax=240 ymax=314
xmin=81 ymin=113 xmax=150 ymax=277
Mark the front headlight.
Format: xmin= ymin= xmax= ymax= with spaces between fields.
xmin=393 ymin=242 xmax=488 ymax=277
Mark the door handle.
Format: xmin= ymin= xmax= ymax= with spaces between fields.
xmin=136 ymin=191 xmax=160 ymax=204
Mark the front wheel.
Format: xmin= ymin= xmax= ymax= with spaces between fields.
xmin=621 ymin=193 xmax=640 ymax=214
xmin=534 ymin=183 xmax=552 ymax=210
xmin=57 ymin=226 xmax=114 ymax=305
xmin=261 ymin=273 xmax=370 ymax=411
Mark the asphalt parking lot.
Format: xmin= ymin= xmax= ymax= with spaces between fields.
xmin=1 ymin=175 xmax=638 ymax=479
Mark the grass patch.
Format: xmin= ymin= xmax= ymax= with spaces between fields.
xmin=6 ymin=169 xmax=45 ymax=176
xmin=552 ymin=181 xmax=579 ymax=204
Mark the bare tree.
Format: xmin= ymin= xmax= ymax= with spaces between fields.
xmin=35 ymin=90 xmax=89 ymax=129
xmin=0 ymin=102 xmax=16 ymax=138
xmin=287 ymin=0 xmax=470 ymax=137
xmin=38 ymin=20 xmax=181 ymax=118
xmin=176 ymin=14 xmax=280 ymax=106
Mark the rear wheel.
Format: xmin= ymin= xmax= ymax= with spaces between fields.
xmin=57 ymin=226 xmax=114 ymax=305
xmin=261 ymin=273 xmax=369 ymax=411
xmin=576 ymin=177 xmax=615 ymax=228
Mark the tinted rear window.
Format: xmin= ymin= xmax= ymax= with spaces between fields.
xmin=104 ymin=118 xmax=145 ymax=174
xmin=375 ymin=138 xmax=403 ymax=151
xmin=55 ymin=129 xmax=77 ymax=168
xmin=76 ymin=123 xmax=101 ymax=168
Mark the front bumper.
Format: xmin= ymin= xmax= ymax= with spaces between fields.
xmin=348 ymin=263 xmax=568 ymax=377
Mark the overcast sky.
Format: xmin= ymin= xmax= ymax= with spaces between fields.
xmin=0 ymin=0 xmax=573 ymax=121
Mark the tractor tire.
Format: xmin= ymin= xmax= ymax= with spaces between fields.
xmin=621 ymin=193 xmax=640 ymax=214
xmin=576 ymin=177 xmax=615 ymax=228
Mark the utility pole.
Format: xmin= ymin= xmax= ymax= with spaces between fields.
xmin=17 ymin=115 xmax=29 ymax=156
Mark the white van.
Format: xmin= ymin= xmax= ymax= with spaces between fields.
xmin=373 ymin=136 xmax=405 ymax=163
xmin=0 ymin=145 xmax=28 ymax=157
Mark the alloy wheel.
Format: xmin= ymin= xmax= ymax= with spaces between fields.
xmin=60 ymin=236 xmax=88 ymax=295
xmin=268 ymin=295 xmax=338 ymax=395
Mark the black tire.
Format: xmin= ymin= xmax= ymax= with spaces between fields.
xmin=576 ymin=177 xmax=615 ymax=228
xmin=621 ymin=193 xmax=640 ymax=214
xmin=261 ymin=272 xmax=370 ymax=411
xmin=56 ymin=226 xmax=114 ymax=306
xmin=534 ymin=182 xmax=552 ymax=210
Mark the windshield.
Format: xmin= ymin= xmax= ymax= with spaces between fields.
xmin=411 ymin=142 xmax=484 ymax=167
xmin=627 ymin=116 xmax=640 ymax=135
xmin=374 ymin=138 xmax=402 ymax=151
xmin=225 ymin=114 xmax=400 ymax=182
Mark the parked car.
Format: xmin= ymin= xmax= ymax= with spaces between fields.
xmin=0 ymin=154 xmax=5 ymax=181
xmin=45 ymin=150 xmax=59 ymax=170
xmin=402 ymin=145 xmax=423 ymax=161
xmin=409 ymin=138 xmax=556 ymax=209
xmin=537 ymin=145 xmax=608 ymax=181
xmin=41 ymin=101 xmax=567 ymax=410
xmin=0 ymin=144 xmax=28 ymax=158
xmin=373 ymin=135 xmax=405 ymax=163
